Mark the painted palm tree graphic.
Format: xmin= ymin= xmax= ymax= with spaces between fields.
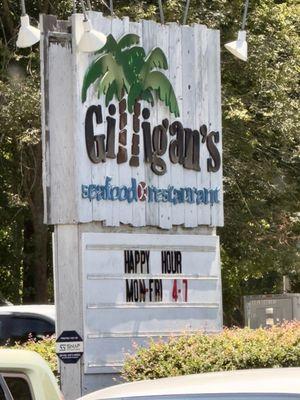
xmin=81 ymin=33 xmax=180 ymax=117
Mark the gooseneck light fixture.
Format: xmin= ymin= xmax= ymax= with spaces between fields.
xmin=16 ymin=0 xmax=40 ymax=48
xmin=225 ymin=0 xmax=249 ymax=61
xmin=78 ymin=0 xmax=107 ymax=52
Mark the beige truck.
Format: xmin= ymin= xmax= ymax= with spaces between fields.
xmin=0 ymin=349 xmax=63 ymax=400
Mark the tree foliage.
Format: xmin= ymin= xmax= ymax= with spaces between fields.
xmin=1 ymin=335 xmax=57 ymax=376
xmin=220 ymin=0 xmax=300 ymax=324
xmin=0 ymin=0 xmax=299 ymax=322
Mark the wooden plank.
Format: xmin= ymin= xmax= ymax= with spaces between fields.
xmin=168 ymin=22 xmax=184 ymax=226
xmin=207 ymin=29 xmax=223 ymax=227
xmin=129 ymin=20 xmax=146 ymax=227
xmin=181 ymin=25 xmax=197 ymax=227
xmin=116 ymin=17 xmax=133 ymax=226
xmin=40 ymin=14 xmax=56 ymax=224
xmin=48 ymin=39 xmax=77 ymax=223
xmin=195 ymin=24 xmax=211 ymax=225
xmin=41 ymin=15 xmax=79 ymax=225
xmin=156 ymin=23 xmax=172 ymax=229
xmin=142 ymin=19 xmax=159 ymax=227
xmin=87 ymin=13 xmax=113 ymax=226
xmin=72 ymin=13 xmax=93 ymax=223
xmin=105 ymin=17 xmax=127 ymax=227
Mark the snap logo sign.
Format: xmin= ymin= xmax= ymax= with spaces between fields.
xmin=56 ymin=331 xmax=83 ymax=364
xmin=43 ymin=14 xmax=223 ymax=228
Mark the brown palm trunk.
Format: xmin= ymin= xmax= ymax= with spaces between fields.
xmin=129 ymin=100 xmax=141 ymax=166
xmin=117 ymin=95 xmax=128 ymax=164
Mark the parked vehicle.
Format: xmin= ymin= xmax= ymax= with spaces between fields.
xmin=77 ymin=368 xmax=300 ymax=400
xmin=0 ymin=349 xmax=63 ymax=400
xmin=0 ymin=305 xmax=55 ymax=345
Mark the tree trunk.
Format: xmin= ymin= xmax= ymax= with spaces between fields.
xmin=41 ymin=0 xmax=51 ymax=15
xmin=1 ymin=0 xmax=14 ymax=40
xmin=24 ymin=141 xmax=49 ymax=303
xmin=32 ymin=210 xmax=49 ymax=303
xmin=23 ymin=218 xmax=35 ymax=303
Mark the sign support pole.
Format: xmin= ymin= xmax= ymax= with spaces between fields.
xmin=53 ymin=225 xmax=83 ymax=400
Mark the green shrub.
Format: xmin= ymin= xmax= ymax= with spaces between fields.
xmin=122 ymin=322 xmax=300 ymax=381
xmin=2 ymin=323 xmax=300 ymax=383
xmin=1 ymin=336 xmax=58 ymax=375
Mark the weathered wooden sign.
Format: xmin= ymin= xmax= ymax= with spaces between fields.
xmin=42 ymin=12 xmax=223 ymax=229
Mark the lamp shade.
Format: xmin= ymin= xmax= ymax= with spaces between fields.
xmin=16 ymin=14 xmax=40 ymax=48
xmin=78 ymin=20 xmax=107 ymax=52
xmin=225 ymin=30 xmax=247 ymax=62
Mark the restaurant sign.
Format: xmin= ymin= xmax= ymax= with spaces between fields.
xmin=41 ymin=14 xmax=224 ymax=396
xmin=42 ymin=13 xmax=223 ymax=228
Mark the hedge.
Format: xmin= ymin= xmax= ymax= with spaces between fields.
xmin=1 ymin=323 xmax=300 ymax=382
xmin=122 ymin=322 xmax=300 ymax=381
xmin=0 ymin=335 xmax=57 ymax=375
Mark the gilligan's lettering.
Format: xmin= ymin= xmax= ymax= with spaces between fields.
xmin=85 ymin=105 xmax=221 ymax=176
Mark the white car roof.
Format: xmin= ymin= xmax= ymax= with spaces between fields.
xmin=0 ymin=304 xmax=55 ymax=323
xmin=78 ymin=368 xmax=300 ymax=399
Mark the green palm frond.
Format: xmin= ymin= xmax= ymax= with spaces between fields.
xmin=95 ymin=34 xmax=117 ymax=56
xmin=81 ymin=33 xmax=180 ymax=117
xmin=145 ymin=48 xmax=168 ymax=70
xmin=139 ymin=48 xmax=168 ymax=82
xmin=140 ymin=89 xmax=154 ymax=105
xmin=81 ymin=54 xmax=115 ymax=102
xmin=105 ymin=81 xmax=118 ymax=106
xmin=121 ymin=47 xmax=146 ymax=84
xmin=98 ymin=71 xmax=115 ymax=97
xmin=118 ymin=34 xmax=140 ymax=51
xmin=99 ymin=64 xmax=128 ymax=99
xmin=144 ymin=71 xmax=180 ymax=117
